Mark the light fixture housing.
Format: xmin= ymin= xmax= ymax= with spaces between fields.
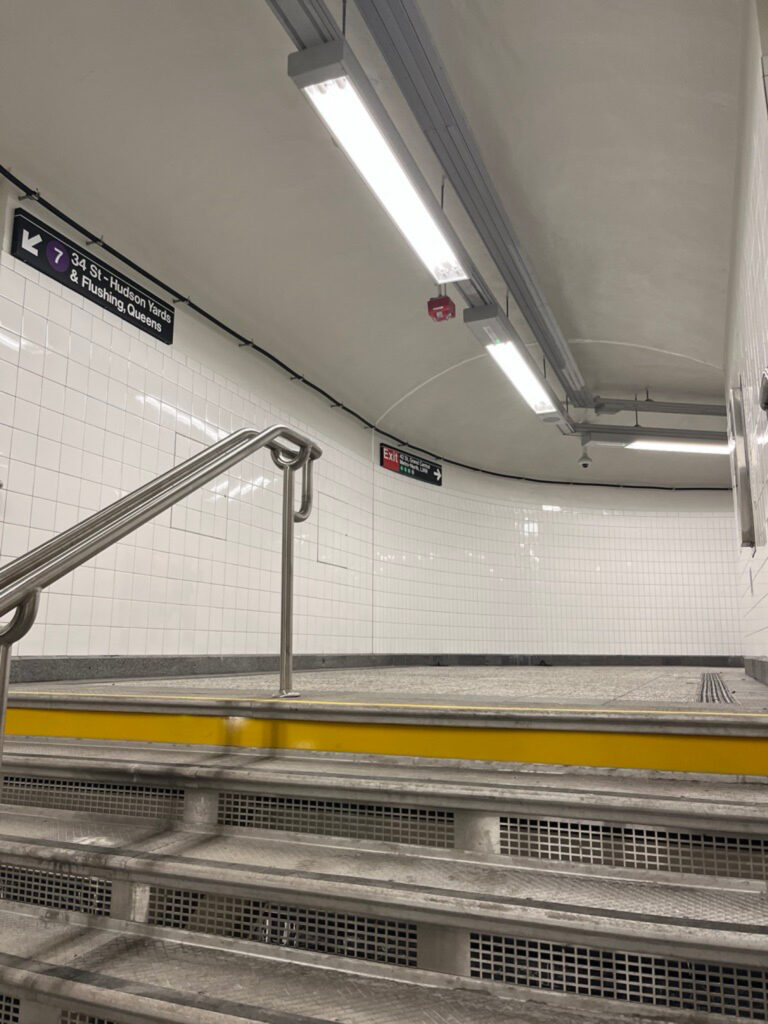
xmin=625 ymin=439 xmax=731 ymax=455
xmin=463 ymin=305 xmax=562 ymax=420
xmin=289 ymin=40 xmax=468 ymax=285
xmin=580 ymin=425 xmax=731 ymax=452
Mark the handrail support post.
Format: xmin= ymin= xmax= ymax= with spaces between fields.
xmin=0 ymin=425 xmax=321 ymax=724
xmin=0 ymin=589 xmax=40 ymax=767
xmin=0 ymin=643 xmax=12 ymax=766
xmin=277 ymin=463 xmax=300 ymax=698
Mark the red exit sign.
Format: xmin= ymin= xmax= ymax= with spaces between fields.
xmin=381 ymin=446 xmax=401 ymax=472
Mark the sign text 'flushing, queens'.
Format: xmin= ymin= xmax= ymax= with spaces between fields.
xmin=11 ymin=209 xmax=174 ymax=344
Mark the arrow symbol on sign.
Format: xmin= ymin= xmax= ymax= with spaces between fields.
xmin=21 ymin=229 xmax=42 ymax=256
xmin=434 ymin=468 xmax=442 ymax=481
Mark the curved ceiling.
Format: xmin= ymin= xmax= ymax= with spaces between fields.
xmin=414 ymin=0 xmax=746 ymax=401
xmin=0 ymin=0 xmax=748 ymax=486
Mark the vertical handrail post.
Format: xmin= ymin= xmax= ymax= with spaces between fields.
xmin=278 ymin=463 xmax=300 ymax=698
xmin=0 ymin=643 xmax=12 ymax=767
xmin=0 ymin=590 xmax=40 ymax=768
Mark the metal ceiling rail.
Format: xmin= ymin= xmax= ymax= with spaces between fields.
xmin=267 ymin=0 xmax=587 ymax=405
xmin=351 ymin=0 xmax=594 ymax=408
xmin=265 ymin=0 xmax=339 ymax=49
xmin=0 ymin=424 xmax=323 ymax=761
xmin=268 ymin=0 xmax=723 ymax=433
xmin=577 ymin=422 xmax=727 ymax=443
xmin=593 ymin=397 xmax=727 ymax=418
xmin=266 ymin=0 xmax=574 ymax=429
xmin=267 ymin=0 xmax=726 ymax=444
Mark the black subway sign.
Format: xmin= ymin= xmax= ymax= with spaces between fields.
xmin=380 ymin=444 xmax=442 ymax=486
xmin=11 ymin=209 xmax=174 ymax=344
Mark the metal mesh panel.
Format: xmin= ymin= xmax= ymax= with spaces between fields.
xmin=499 ymin=816 xmax=768 ymax=880
xmin=217 ymin=792 xmax=454 ymax=848
xmin=0 ymin=862 xmax=111 ymax=915
xmin=1 ymin=775 xmax=184 ymax=820
xmin=60 ymin=1014 xmax=117 ymax=1024
xmin=470 ymin=932 xmax=768 ymax=1020
xmin=147 ymin=886 xmax=417 ymax=966
xmin=0 ymin=995 xmax=18 ymax=1024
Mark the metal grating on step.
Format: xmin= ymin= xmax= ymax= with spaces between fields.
xmin=218 ymin=792 xmax=454 ymax=848
xmin=0 ymin=994 xmax=18 ymax=1024
xmin=499 ymin=816 xmax=768 ymax=880
xmin=1 ymin=775 xmax=184 ymax=819
xmin=60 ymin=1014 xmax=117 ymax=1024
xmin=470 ymin=932 xmax=768 ymax=1020
xmin=699 ymin=672 xmax=735 ymax=703
xmin=0 ymin=863 xmax=111 ymax=915
xmin=147 ymin=886 xmax=417 ymax=966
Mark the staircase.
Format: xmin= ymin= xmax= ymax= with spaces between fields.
xmin=0 ymin=419 xmax=760 ymax=1020
xmin=0 ymin=734 xmax=765 ymax=1023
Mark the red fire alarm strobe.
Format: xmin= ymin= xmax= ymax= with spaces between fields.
xmin=427 ymin=293 xmax=456 ymax=322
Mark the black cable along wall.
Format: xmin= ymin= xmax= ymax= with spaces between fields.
xmin=0 ymin=163 xmax=729 ymax=492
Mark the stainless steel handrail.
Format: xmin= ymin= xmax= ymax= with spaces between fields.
xmin=0 ymin=423 xmax=322 ymax=759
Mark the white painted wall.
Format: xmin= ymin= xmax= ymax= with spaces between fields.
xmin=0 ymin=194 xmax=741 ymax=659
xmin=726 ymin=1 xmax=768 ymax=661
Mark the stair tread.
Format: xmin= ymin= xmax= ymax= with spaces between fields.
xmin=0 ymin=905 xmax=709 ymax=1023
xmin=5 ymin=739 xmax=768 ymax=818
xmin=0 ymin=808 xmax=765 ymax=943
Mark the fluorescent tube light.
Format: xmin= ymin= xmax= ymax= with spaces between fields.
xmin=625 ymin=439 xmax=731 ymax=455
xmin=486 ymin=341 xmax=557 ymax=416
xmin=300 ymin=74 xmax=466 ymax=284
xmin=463 ymin=304 xmax=560 ymax=418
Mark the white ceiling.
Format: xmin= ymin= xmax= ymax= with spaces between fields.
xmin=0 ymin=0 xmax=748 ymax=486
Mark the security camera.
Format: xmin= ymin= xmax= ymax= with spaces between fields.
xmin=578 ymin=449 xmax=592 ymax=470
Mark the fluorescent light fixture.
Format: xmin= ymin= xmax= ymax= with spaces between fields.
xmin=463 ymin=304 xmax=559 ymax=417
xmin=290 ymin=43 xmax=467 ymax=284
xmin=625 ymin=439 xmax=731 ymax=455
xmin=486 ymin=341 xmax=557 ymax=416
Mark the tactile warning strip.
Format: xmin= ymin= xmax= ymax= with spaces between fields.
xmin=218 ymin=791 xmax=454 ymax=847
xmin=471 ymin=932 xmax=768 ymax=1020
xmin=147 ymin=886 xmax=417 ymax=966
xmin=500 ymin=816 xmax=768 ymax=880
xmin=1 ymin=774 xmax=184 ymax=819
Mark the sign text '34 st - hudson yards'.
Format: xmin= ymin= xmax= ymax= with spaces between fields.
xmin=11 ymin=209 xmax=174 ymax=344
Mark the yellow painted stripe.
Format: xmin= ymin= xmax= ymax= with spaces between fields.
xmin=6 ymin=707 xmax=768 ymax=775
xmin=7 ymin=708 xmax=231 ymax=746
xmin=14 ymin=692 xmax=768 ymax=718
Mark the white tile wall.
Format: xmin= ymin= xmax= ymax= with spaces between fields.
xmin=0 ymin=205 xmax=742 ymax=658
xmin=374 ymin=468 xmax=740 ymax=656
xmin=726 ymin=3 xmax=768 ymax=660
xmin=0 ymin=242 xmax=374 ymax=657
